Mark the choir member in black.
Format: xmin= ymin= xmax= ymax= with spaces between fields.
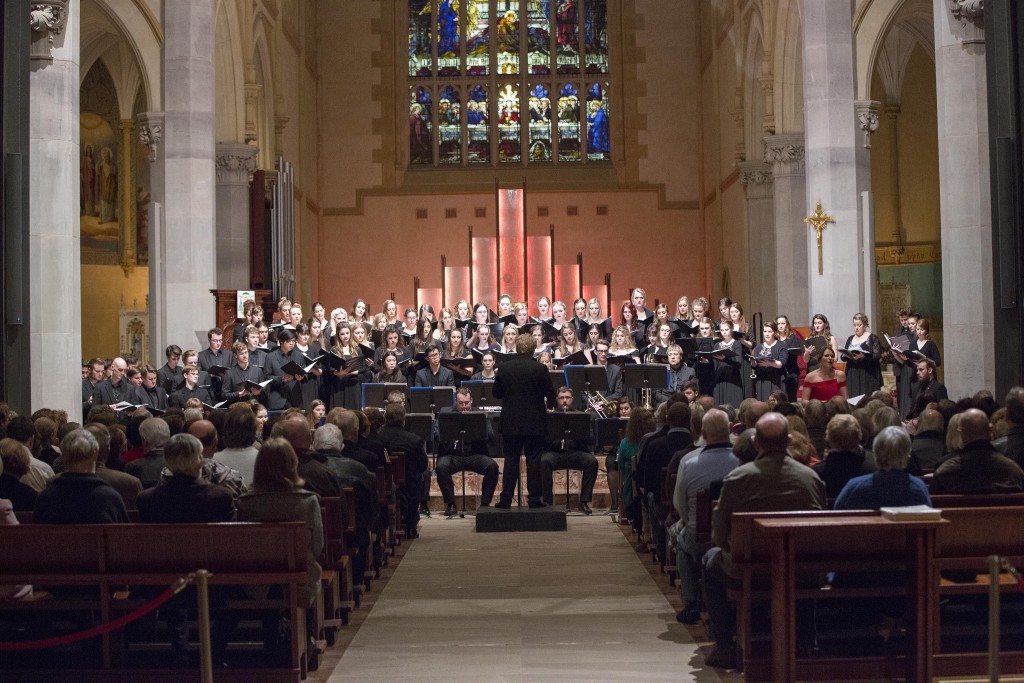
xmin=241 ymin=324 xmax=268 ymax=370
xmin=455 ymin=299 xmax=471 ymax=322
xmin=672 ymin=296 xmax=693 ymax=337
xmin=729 ymin=302 xmax=754 ymax=397
xmin=375 ymin=350 xmax=405 ymax=384
xmin=198 ymin=328 xmax=233 ymax=385
xmin=441 ymin=328 xmax=473 ymax=382
xmin=842 ymin=312 xmax=883 ymax=398
xmin=414 ymin=346 xmax=456 ymax=388
xmin=329 ymin=322 xmax=371 ymax=410
xmin=892 ymin=313 xmax=918 ymax=418
xmin=751 ymin=321 xmax=788 ymax=401
xmin=592 ymin=339 xmax=625 ymax=402
xmin=583 ymin=323 xmax=603 ymax=352
xmin=655 ymin=344 xmax=695 ymax=406
xmin=264 ymin=328 xmax=305 ymax=409
xmin=408 ymin=317 xmax=437 ymax=361
xmin=469 ymin=351 xmax=497 ymax=381
xmin=169 ymin=366 xmax=213 ymax=408
xmin=694 ymin=317 xmax=717 ymax=397
xmin=497 ymin=293 xmax=513 ymax=317
xmin=374 ymin=327 xmax=408 ymax=370
xmin=712 ymin=321 xmax=744 ymax=407
xmin=82 ymin=358 xmax=105 ymax=416
xmin=690 ymin=298 xmax=709 ymax=326
xmin=233 ymin=300 xmax=263 ymax=343
xmin=467 ymin=321 xmax=497 ymax=354
xmin=382 ymin=299 xmax=400 ymax=328
xmin=644 ymin=322 xmax=674 ymax=360
xmin=308 ymin=317 xmax=329 ymax=352
xmin=497 ymin=324 xmax=519 ymax=355
xmin=350 ymin=298 xmax=371 ymax=331
xmin=433 ymin=307 xmax=456 ymax=344
xmin=221 ymin=340 xmax=266 ymax=405
xmin=631 ymin=287 xmax=654 ymax=324
xmin=536 ymin=296 xmax=552 ymax=322
xmin=717 ymin=297 xmax=733 ymax=328
xmin=400 ymin=307 xmax=418 ymax=337
xmin=585 ymin=298 xmax=606 ymax=332
xmin=619 ymin=301 xmax=641 ymax=347
xmin=294 ymin=323 xmax=324 ymax=410
xmin=157 ymin=344 xmax=184 ymax=394
xmin=435 ymin=388 xmax=500 ymax=517
xmin=540 ymin=387 xmax=599 ymax=513
xmin=512 ymin=302 xmax=532 ymax=328
xmin=132 ymin=365 xmax=169 ymax=412
xmin=256 ymin=322 xmax=276 ymax=353
xmin=571 ymin=297 xmax=588 ymax=333
xmin=350 ymin=323 xmax=377 ymax=371
xmin=554 ymin=324 xmax=591 ymax=363
xmin=802 ymin=313 xmax=840 ymax=373
xmin=776 ymin=315 xmax=804 ymax=402
xmin=549 ymin=300 xmax=569 ymax=334
xmin=180 ymin=349 xmax=212 ymax=390
xmin=893 ymin=316 xmax=941 ymax=418
xmin=92 ymin=357 xmax=130 ymax=408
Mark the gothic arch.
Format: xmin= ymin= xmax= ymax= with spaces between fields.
xmin=856 ymin=0 xmax=934 ymax=102
xmin=86 ymin=0 xmax=160 ymax=112
xmin=741 ymin=9 xmax=768 ymax=158
xmin=773 ymin=0 xmax=803 ymax=133
xmin=215 ymin=0 xmax=247 ymax=143
xmin=252 ymin=18 xmax=277 ymax=169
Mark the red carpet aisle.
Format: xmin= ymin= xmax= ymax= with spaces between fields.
xmin=321 ymin=515 xmax=733 ymax=681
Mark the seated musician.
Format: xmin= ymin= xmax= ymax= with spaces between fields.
xmin=540 ymin=387 xmax=599 ymax=514
xmin=435 ymin=388 xmax=499 ymax=518
xmin=592 ymin=338 xmax=624 ymax=401
xmin=414 ymin=346 xmax=456 ymax=388
xmin=654 ymin=343 xmax=695 ymax=406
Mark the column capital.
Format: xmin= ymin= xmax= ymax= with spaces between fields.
xmin=739 ymin=161 xmax=774 ymax=199
xmin=949 ymin=0 xmax=984 ymax=44
xmin=763 ymin=134 xmax=805 ymax=176
xmin=137 ymin=112 xmax=164 ymax=162
xmin=29 ymin=0 xmax=70 ymax=62
xmin=855 ymin=100 xmax=881 ymax=149
xmin=216 ymin=143 xmax=258 ymax=184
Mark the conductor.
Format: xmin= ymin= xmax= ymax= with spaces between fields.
xmin=493 ymin=332 xmax=558 ymax=508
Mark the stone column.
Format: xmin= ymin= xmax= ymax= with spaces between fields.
xmin=763 ymin=134 xmax=808 ymax=323
xmin=934 ymin=0 xmax=994 ymax=397
xmin=215 ymin=143 xmax=258 ymax=289
xmin=740 ymin=162 xmax=776 ymax=319
xmin=118 ymin=119 xmax=137 ymax=275
xmin=802 ymin=0 xmax=872 ymax=326
xmin=29 ymin=0 xmax=81 ymax=419
xmin=156 ymin=0 xmax=217 ymax=351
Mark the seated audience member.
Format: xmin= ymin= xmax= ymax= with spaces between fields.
xmin=435 ymin=388 xmax=500 ymax=517
xmin=803 ymin=400 xmax=828 ymax=454
xmin=273 ymin=414 xmax=342 ymax=499
xmin=994 ymin=386 xmax=1024 ymax=467
xmin=236 ymin=438 xmax=323 ymax=660
xmin=5 ymin=416 xmax=54 ymax=492
xmin=0 ymin=439 xmax=38 ymax=511
xmin=0 ymin=494 xmax=31 ymax=599
xmin=125 ymin=417 xmax=170 ymax=488
xmin=34 ymin=429 xmax=129 ymax=524
xmin=702 ymin=413 xmax=826 ymax=669
xmin=138 ymin=433 xmax=235 ymax=523
xmin=812 ymin=414 xmax=874 ymax=500
xmin=637 ymin=401 xmax=694 ymax=544
xmin=312 ymin=423 xmax=379 ymax=583
xmin=326 ymin=409 xmax=380 ymax=472
xmin=378 ymin=401 xmax=429 ymax=538
xmin=834 ymin=426 xmax=930 ymax=509
xmin=85 ymin=423 xmax=142 ymax=510
xmin=34 ymin=417 xmax=60 ymax=467
xmin=931 ymin=409 xmax=1024 ymax=494
xmin=908 ymin=409 xmax=946 ymax=474
xmin=672 ymin=409 xmax=737 ymax=624
xmin=213 ymin=406 xmax=260 ymax=487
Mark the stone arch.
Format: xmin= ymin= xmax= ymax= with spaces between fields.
xmin=252 ymin=19 xmax=276 ymax=169
xmin=856 ymin=0 xmax=934 ymax=102
xmin=215 ymin=0 xmax=247 ymax=143
xmin=773 ymin=0 xmax=803 ymax=133
xmin=741 ymin=9 xmax=768 ymax=158
xmin=87 ymin=0 xmax=160 ymax=112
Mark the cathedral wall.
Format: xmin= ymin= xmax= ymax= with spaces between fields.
xmin=80 ymin=265 xmax=149 ymax=362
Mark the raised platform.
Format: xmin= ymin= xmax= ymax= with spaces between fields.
xmin=475 ymin=506 xmax=567 ymax=532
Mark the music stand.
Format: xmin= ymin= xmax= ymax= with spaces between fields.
xmin=623 ymin=364 xmax=670 ymax=409
xmin=548 ymin=369 xmax=567 ymax=396
xmin=437 ymin=410 xmax=488 ymax=517
xmin=565 ymin=366 xmax=610 ymax=414
xmin=409 ymin=386 xmax=455 ymax=415
xmin=677 ymin=337 xmax=698 ymax=363
xmin=595 ymin=417 xmax=629 ymax=449
xmin=544 ymin=411 xmax=593 ymax=513
xmin=461 ymin=380 xmax=502 ymax=409
xmin=362 ymin=383 xmax=409 ymax=410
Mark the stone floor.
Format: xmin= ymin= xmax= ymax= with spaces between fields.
xmin=317 ymin=514 xmax=735 ymax=682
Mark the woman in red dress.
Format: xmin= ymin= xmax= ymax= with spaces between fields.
xmin=800 ymin=347 xmax=848 ymax=403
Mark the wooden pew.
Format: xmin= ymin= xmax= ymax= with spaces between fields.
xmin=320 ymin=496 xmax=352 ymax=639
xmin=0 ymin=522 xmax=313 ymax=683
xmin=930 ymin=505 xmax=1024 ymax=678
xmin=727 ymin=509 xmax=922 ymax=681
xmin=930 ymin=492 xmax=1024 ymax=508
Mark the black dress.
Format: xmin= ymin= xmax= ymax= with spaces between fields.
xmin=843 ymin=333 xmax=883 ymax=398
xmin=751 ymin=340 xmax=787 ymax=400
xmin=712 ymin=339 xmax=744 ymax=407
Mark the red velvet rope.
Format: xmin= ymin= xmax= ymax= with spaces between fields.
xmin=0 ymin=585 xmax=179 ymax=651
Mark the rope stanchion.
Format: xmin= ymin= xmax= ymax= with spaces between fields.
xmin=0 ymin=576 xmax=193 ymax=652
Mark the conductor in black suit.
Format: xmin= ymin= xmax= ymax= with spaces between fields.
xmin=493 ymin=333 xmax=558 ymax=508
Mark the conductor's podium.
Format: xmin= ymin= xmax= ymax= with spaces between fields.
xmin=475 ymin=505 xmax=567 ymax=532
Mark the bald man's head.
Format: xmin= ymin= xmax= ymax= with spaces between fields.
xmin=754 ymin=412 xmax=789 ymax=453
xmin=702 ymin=408 xmax=731 ymax=444
xmin=187 ymin=419 xmax=218 ymax=457
xmin=917 ymin=409 xmax=944 ymax=434
xmin=958 ymin=408 xmax=991 ymax=446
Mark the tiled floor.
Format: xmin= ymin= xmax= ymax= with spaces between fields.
xmin=322 ymin=514 xmax=733 ymax=681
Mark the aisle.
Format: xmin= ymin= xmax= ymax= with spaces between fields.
xmin=324 ymin=515 xmax=730 ymax=681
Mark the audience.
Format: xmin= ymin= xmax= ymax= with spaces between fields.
xmin=33 ymin=428 xmax=129 ymax=523
xmin=834 ymin=426 xmax=930 ymax=509
xmin=931 ymin=409 xmax=1024 ymax=494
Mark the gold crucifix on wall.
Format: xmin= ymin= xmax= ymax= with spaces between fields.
xmin=804 ymin=200 xmax=835 ymax=275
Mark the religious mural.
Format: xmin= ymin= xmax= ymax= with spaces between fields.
xmin=80 ymin=63 xmax=121 ymax=264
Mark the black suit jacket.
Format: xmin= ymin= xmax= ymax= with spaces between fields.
xmin=169 ymin=384 xmax=213 ymax=409
xmin=379 ymin=425 xmax=429 ymax=481
xmin=222 ymin=364 xmax=266 ymax=404
xmin=909 ymin=378 xmax=948 ymax=413
xmin=136 ymin=473 xmax=235 ymax=522
xmin=157 ymin=364 xmax=184 ymax=394
xmin=264 ymin=348 xmax=304 ymax=409
xmin=492 ymin=354 xmax=557 ymax=436
xmin=198 ymin=348 xmax=234 ymax=372
xmin=638 ymin=429 xmax=693 ymax=498
xmin=92 ymin=378 xmax=131 ymax=407
xmin=132 ymin=385 xmax=168 ymax=412
xmin=341 ymin=439 xmax=381 ymax=472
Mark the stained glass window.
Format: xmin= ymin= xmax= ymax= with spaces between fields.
xmin=407 ymin=0 xmax=611 ymax=167
xmin=468 ymin=85 xmax=490 ymax=163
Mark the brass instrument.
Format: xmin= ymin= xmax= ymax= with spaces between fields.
xmin=584 ymin=391 xmax=619 ymax=418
